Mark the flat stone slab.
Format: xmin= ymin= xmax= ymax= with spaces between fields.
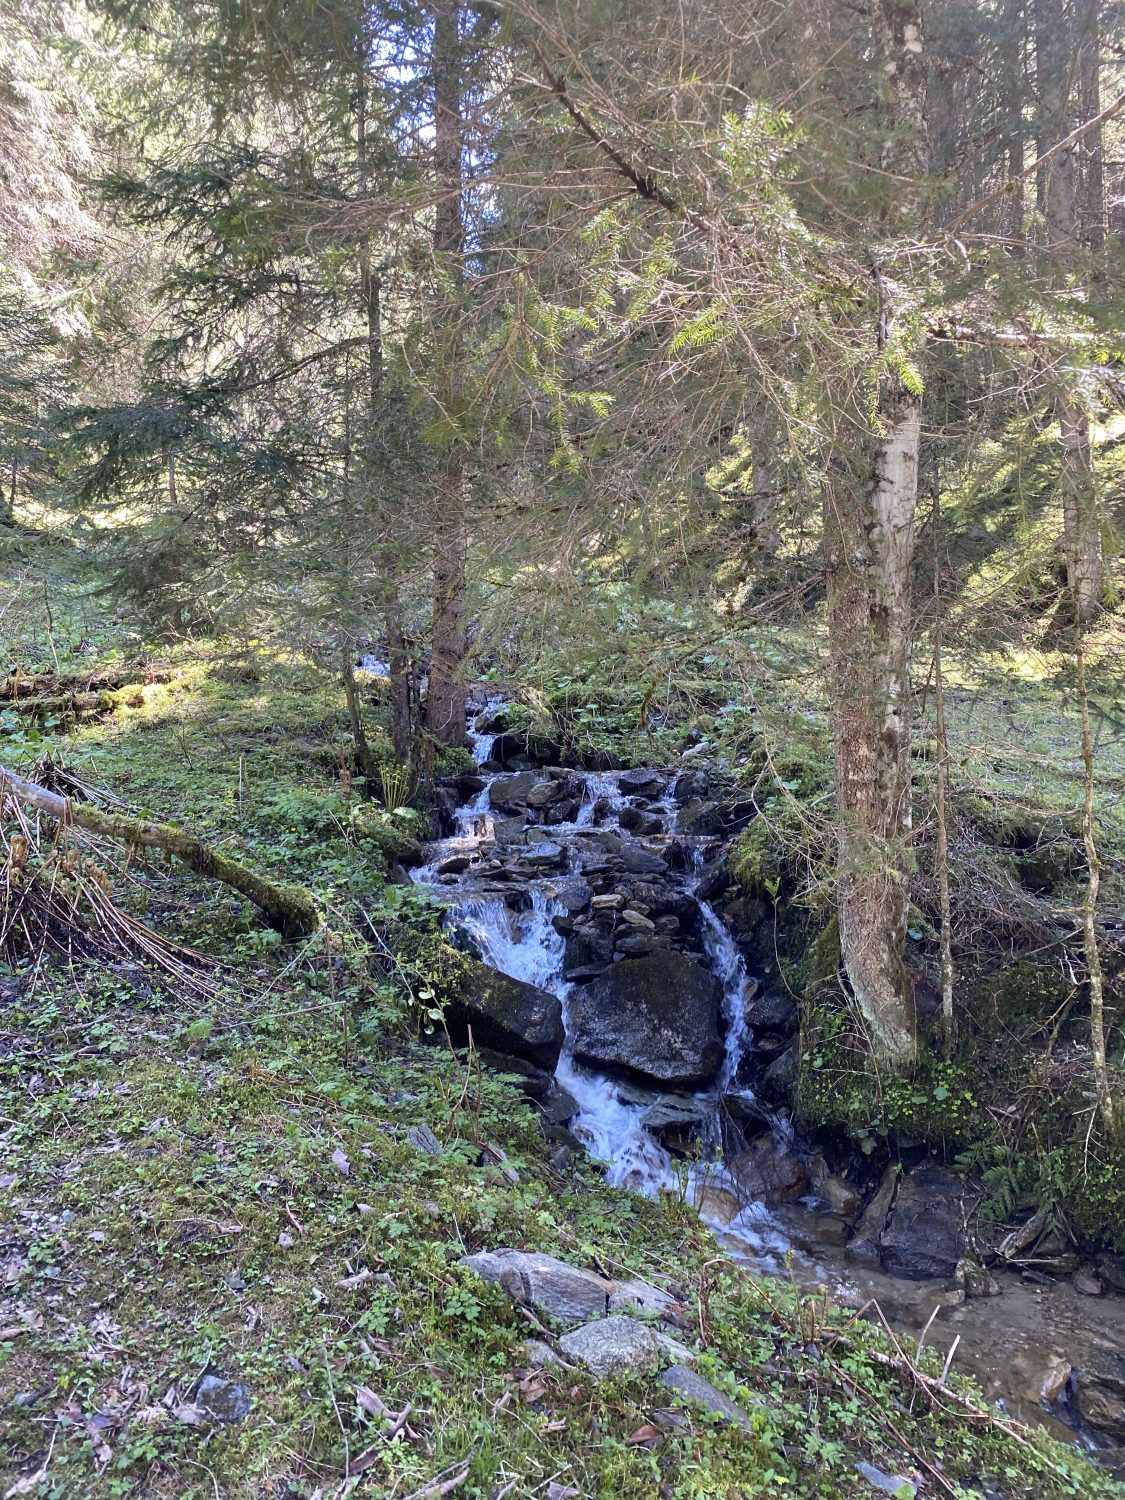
xmin=557 ymin=1315 xmax=663 ymax=1378
xmin=660 ymin=1365 xmax=752 ymax=1430
xmin=459 ymin=1249 xmax=611 ymax=1324
xmin=608 ymin=1278 xmax=680 ymax=1316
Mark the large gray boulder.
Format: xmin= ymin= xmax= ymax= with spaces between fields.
xmin=489 ymin=771 xmax=544 ymax=810
xmin=557 ymin=1316 xmax=663 ymax=1377
xmin=445 ymin=954 xmax=564 ymax=1069
xmin=567 ymin=951 xmax=724 ymax=1087
xmin=878 ymin=1166 xmax=981 ymax=1281
xmin=458 ymin=1249 xmax=611 ymax=1324
xmin=1076 ymin=1348 xmax=1125 ymax=1440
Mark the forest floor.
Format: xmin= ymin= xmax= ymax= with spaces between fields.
xmin=1 ymin=524 xmax=1123 ymax=1498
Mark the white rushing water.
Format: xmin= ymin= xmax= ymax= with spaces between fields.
xmin=411 ymin=700 xmax=795 ymax=1264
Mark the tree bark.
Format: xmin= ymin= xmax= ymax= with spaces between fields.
xmin=355 ymin=42 xmax=416 ymax=764
xmin=1073 ymin=605 xmax=1113 ymax=1129
xmin=386 ymin=598 xmax=413 ymax=764
xmin=824 ymin=0 xmax=928 ymax=1070
xmin=826 ymin=379 xmax=921 ymax=1069
xmin=1001 ymin=0 xmax=1026 ymax=243
xmin=424 ymin=0 xmax=469 ymax=749
xmin=1038 ymin=0 xmax=1103 ymax=622
xmin=0 ymin=768 xmax=319 ymax=936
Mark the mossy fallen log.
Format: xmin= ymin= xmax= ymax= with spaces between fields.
xmin=0 ymin=767 xmax=320 ymax=937
xmin=0 ymin=665 xmax=172 ymax=700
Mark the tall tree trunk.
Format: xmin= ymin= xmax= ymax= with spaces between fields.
xmin=1073 ymin=604 xmax=1113 ymax=1128
xmin=1078 ymin=1 xmax=1104 ymax=251
xmin=386 ymin=598 xmax=412 ymax=764
xmin=425 ymin=0 xmax=469 ymax=749
xmin=356 ymin=42 xmax=416 ymax=764
xmin=1039 ymin=0 xmax=1103 ymax=622
xmin=932 ymin=485 xmax=955 ymax=1051
xmin=826 ymin=381 xmax=921 ymax=1069
xmin=1002 ymin=0 xmax=1026 ymax=243
xmin=825 ymin=0 xmax=928 ymax=1071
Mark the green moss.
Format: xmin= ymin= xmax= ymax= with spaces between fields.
xmin=350 ymin=804 xmax=426 ymax=866
xmin=1067 ymin=1123 xmax=1125 ymax=1253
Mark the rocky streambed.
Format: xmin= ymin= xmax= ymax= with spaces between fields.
xmin=411 ymin=696 xmax=1125 ymax=1473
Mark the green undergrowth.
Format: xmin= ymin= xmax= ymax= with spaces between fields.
xmin=1 ymin=530 xmax=1123 ymax=1495
xmin=3 ymin=957 xmax=1120 ymax=1499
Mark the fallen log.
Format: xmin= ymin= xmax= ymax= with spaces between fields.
xmin=2 ymin=691 xmax=110 ymax=721
xmin=0 ymin=766 xmax=320 ymax=937
xmin=0 ymin=665 xmax=172 ymax=700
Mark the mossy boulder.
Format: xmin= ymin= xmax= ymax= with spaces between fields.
xmin=443 ymin=951 xmax=565 ymax=1069
xmin=351 ymin=806 xmax=426 ymax=867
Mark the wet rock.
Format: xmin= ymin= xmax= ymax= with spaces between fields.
xmin=557 ymin=1315 xmax=663 ymax=1377
xmin=729 ymin=1134 xmax=808 ymax=1205
xmin=960 ymin=1256 xmax=1001 ymax=1298
xmin=540 ymin=1080 xmax=580 ymax=1126
xmin=1095 ymin=1252 xmax=1125 ymax=1293
xmin=195 ymin=1374 xmax=252 ymax=1424
xmin=745 ymin=987 xmax=797 ymax=1032
xmin=694 ymin=1186 xmax=743 ymax=1225
xmin=693 ymin=854 xmax=730 ymax=903
xmin=1013 ymin=1348 xmax=1072 ymax=1406
xmin=568 ymin=951 xmax=724 ymax=1087
xmin=677 ymin=796 xmax=757 ymax=838
xmin=591 ymin=893 xmax=625 ymax=910
xmin=808 ymin=1158 xmax=861 ymax=1219
xmin=488 ymin=816 xmax=524 ymax=845
xmin=614 ymin=934 xmax=658 ymax=957
xmin=878 ymin=1166 xmax=981 ymax=1282
xmin=519 ymin=842 xmax=564 ymax=867
xmin=566 ymin=927 xmax=614 ymax=972
xmin=491 ymin=730 xmax=562 ymax=769
xmin=549 ymin=876 xmax=593 ymax=913
xmin=527 ymin=779 xmax=564 ymax=808
xmin=1076 ymin=1349 xmax=1125 ymax=1438
xmin=1074 ymin=1267 xmax=1104 ymax=1296
xmin=436 ymin=854 xmax=472 ymax=876
xmin=621 ymin=909 xmax=656 ymax=931
xmin=672 ymin=770 xmax=711 ymax=804
xmin=444 ymin=954 xmax=564 ymax=1069
xmin=619 ymin=806 xmax=664 ymax=836
xmin=621 ymin=846 xmax=669 ymax=876
xmin=661 ymin=1365 xmax=753 ymax=1430
xmin=489 ymin=771 xmax=545 ymax=809
xmin=619 ymin=769 xmax=666 ymax=796
xmin=760 ymin=1041 xmax=798 ymax=1100
xmin=459 ymin=1249 xmax=611 ymax=1324
xmin=846 ymin=1165 xmax=899 ymax=1269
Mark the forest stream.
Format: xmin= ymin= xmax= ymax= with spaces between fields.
xmin=412 ymin=698 xmax=1125 ymax=1475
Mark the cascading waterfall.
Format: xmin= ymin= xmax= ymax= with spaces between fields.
xmin=414 ymin=698 xmax=794 ymax=1262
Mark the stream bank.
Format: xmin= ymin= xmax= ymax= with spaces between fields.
xmin=412 ymin=694 xmax=1125 ymax=1475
